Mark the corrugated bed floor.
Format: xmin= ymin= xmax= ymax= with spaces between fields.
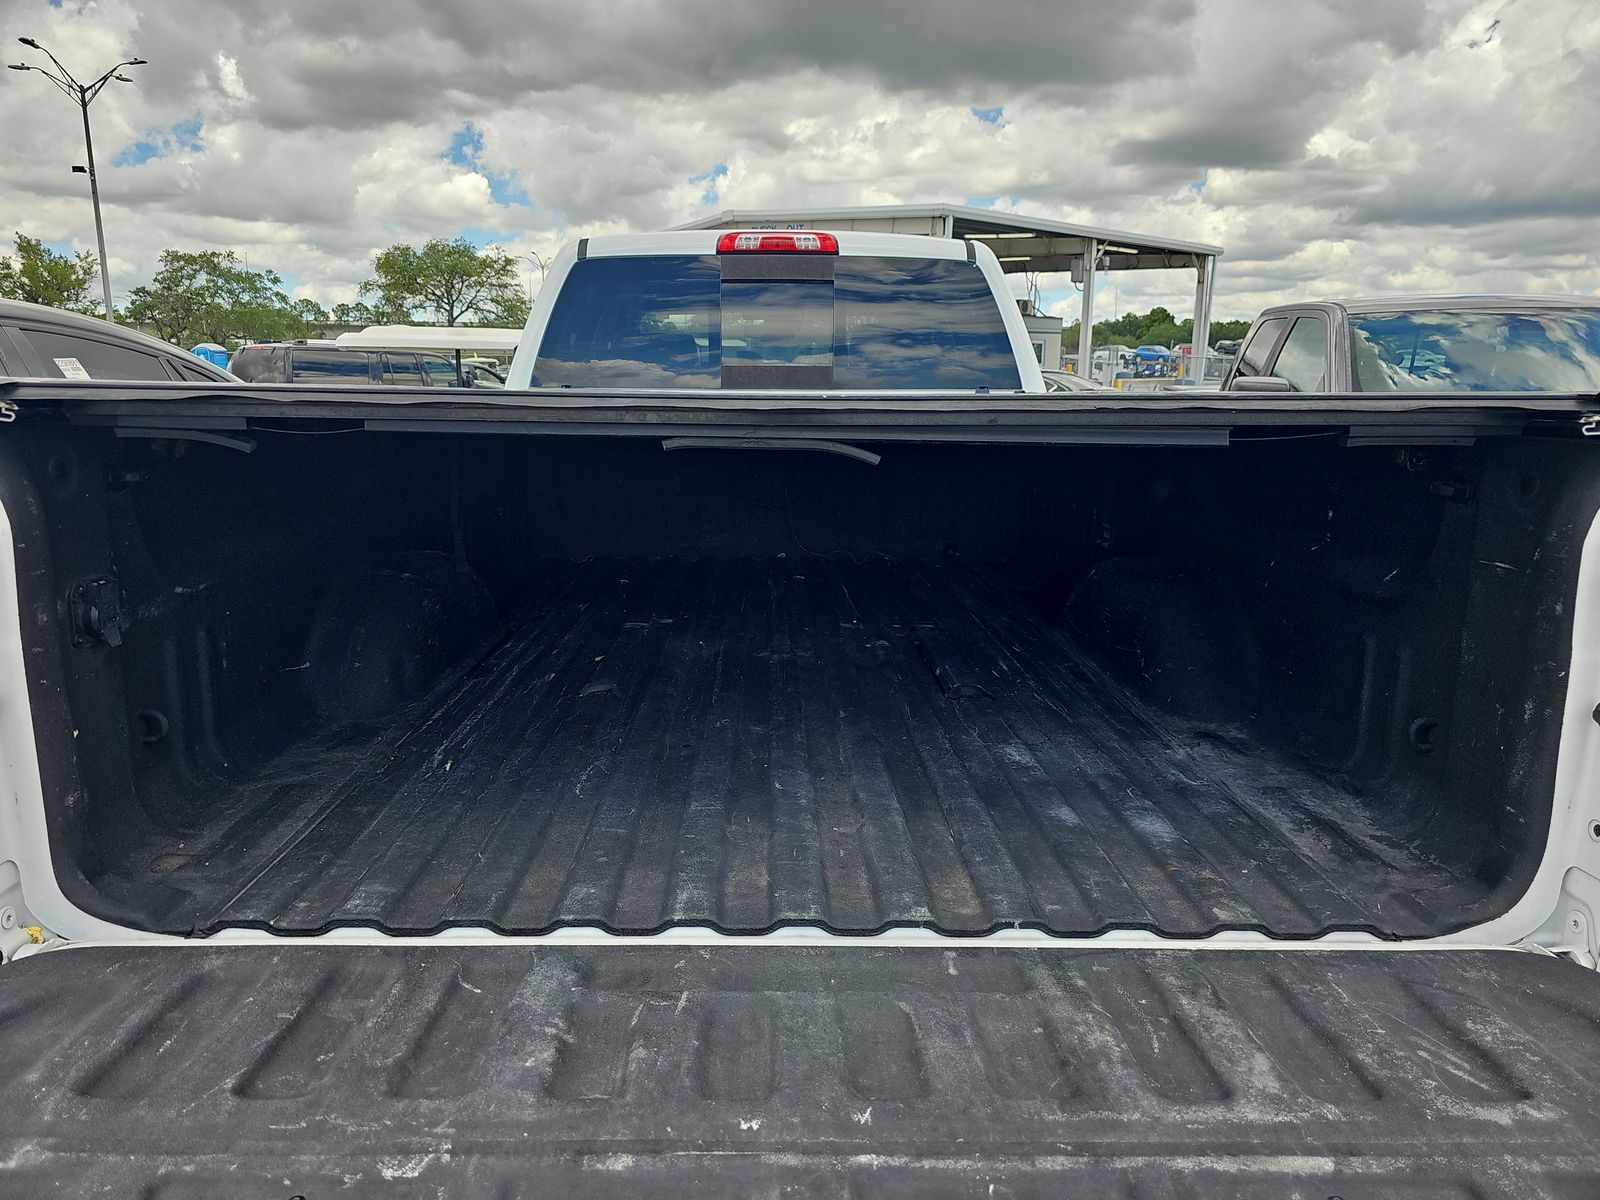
xmin=3 ymin=945 xmax=1600 ymax=1196
xmin=114 ymin=559 xmax=1498 ymax=937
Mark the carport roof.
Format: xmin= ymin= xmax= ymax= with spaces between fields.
xmin=678 ymin=203 xmax=1223 ymax=274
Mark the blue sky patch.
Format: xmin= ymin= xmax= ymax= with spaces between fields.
xmin=111 ymin=114 xmax=204 ymax=166
xmin=111 ymin=139 xmax=162 ymax=167
xmin=1040 ymin=285 xmax=1080 ymax=315
xmin=443 ymin=122 xmax=531 ymax=208
xmin=444 ymin=122 xmax=485 ymax=167
xmin=690 ymin=162 xmax=728 ymax=206
xmin=456 ymin=225 xmax=517 ymax=250
xmin=970 ymin=105 xmax=1004 ymax=125
xmin=172 ymin=114 xmax=204 ymax=152
xmin=488 ymin=174 xmax=531 ymax=207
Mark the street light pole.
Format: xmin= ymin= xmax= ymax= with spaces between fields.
xmin=524 ymin=251 xmax=551 ymax=300
xmin=77 ymin=97 xmax=114 ymax=321
xmin=9 ymin=38 xmax=147 ymax=323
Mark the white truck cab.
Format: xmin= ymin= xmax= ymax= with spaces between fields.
xmin=506 ymin=229 xmax=1046 ymax=392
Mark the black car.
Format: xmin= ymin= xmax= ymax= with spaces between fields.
xmin=0 ymin=298 xmax=237 ymax=383
xmin=230 ymin=340 xmax=470 ymax=386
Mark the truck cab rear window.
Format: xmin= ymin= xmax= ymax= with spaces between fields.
xmin=532 ymin=255 xmax=1022 ymax=391
xmin=1350 ymin=309 xmax=1600 ymax=392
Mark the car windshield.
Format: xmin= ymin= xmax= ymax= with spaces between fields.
xmin=532 ymin=254 xmax=1022 ymax=391
xmin=1350 ymin=308 xmax=1600 ymax=392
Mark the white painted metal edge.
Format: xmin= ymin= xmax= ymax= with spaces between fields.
xmin=335 ymin=325 xmax=522 ymax=353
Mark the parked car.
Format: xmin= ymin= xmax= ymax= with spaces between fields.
xmin=1223 ymin=295 xmax=1600 ymax=392
xmin=0 ymin=298 xmax=237 ymax=383
xmin=229 ymin=339 xmax=478 ymax=387
xmin=461 ymin=356 xmax=507 ymax=387
xmin=1041 ymin=368 xmax=1107 ymax=392
xmin=1130 ymin=344 xmax=1176 ymax=377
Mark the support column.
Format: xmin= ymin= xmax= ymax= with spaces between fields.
xmin=1077 ymin=238 xmax=1097 ymax=378
xmin=1190 ymin=255 xmax=1214 ymax=383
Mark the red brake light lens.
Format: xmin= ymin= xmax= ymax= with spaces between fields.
xmin=716 ymin=230 xmax=838 ymax=254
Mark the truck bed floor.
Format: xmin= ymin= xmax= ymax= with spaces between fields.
xmin=3 ymin=944 xmax=1599 ymax=1196
xmin=105 ymin=559 xmax=1500 ymax=937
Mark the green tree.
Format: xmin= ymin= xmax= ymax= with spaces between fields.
xmin=476 ymin=285 xmax=531 ymax=329
xmin=331 ymin=299 xmax=401 ymax=327
xmin=290 ymin=297 xmax=330 ymax=330
xmin=123 ymin=250 xmax=310 ymax=346
xmin=1062 ymin=306 xmax=1255 ymax=352
xmin=0 ymin=233 xmax=100 ymax=315
xmin=361 ymin=237 xmax=524 ymax=326
xmin=1208 ymin=318 xmax=1254 ymax=344
xmin=1094 ymin=310 xmax=1146 ymax=344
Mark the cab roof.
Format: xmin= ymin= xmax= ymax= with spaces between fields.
xmin=579 ymin=229 xmax=978 ymax=261
xmin=1279 ymin=294 xmax=1600 ymax=316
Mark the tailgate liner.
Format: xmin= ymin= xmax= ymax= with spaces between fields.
xmin=2 ymin=944 xmax=1599 ymax=1196
xmin=99 ymin=560 xmax=1499 ymax=939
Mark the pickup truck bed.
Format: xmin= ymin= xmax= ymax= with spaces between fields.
xmin=9 ymin=418 xmax=1577 ymax=944
xmin=113 ymin=557 xmax=1495 ymax=938
xmin=2 ymin=942 xmax=1598 ymax=1197
xmin=4 ymin=382 xmax=1600 ymax=1195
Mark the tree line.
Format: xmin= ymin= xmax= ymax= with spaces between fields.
xmin=1062 ymin=306 xmax=1254 ymax=351
xmin=0 ymin=232 xmax=531 ymax=347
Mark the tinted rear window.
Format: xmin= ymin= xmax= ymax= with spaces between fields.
xmin=171 ymin=359 xmax=222 ymax=382
xmin=423 ymin=356 xmax=460 ymax=386
xmin=16 ymin=326 xmax=174 ymax=381
xmin=1351 ymin=308 xmax=1600 ymax=392
xmin=290 ymin=349 xmax=374 ymax=383
xmin=382 ymin=353 xmax=424 ymax=384
xmin=229 ymin=346 xmax=287 ymax=382
xmin=533 ymin=254 xmax=1021 ymax=391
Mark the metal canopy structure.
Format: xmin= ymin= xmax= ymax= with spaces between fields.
xmin=333 ymin=325 xmax=521 ymax=386
xmin=680 ymin=204 xmax=1224 ymax=380
xmin=334 ymin=325 xmax=522 ymax=353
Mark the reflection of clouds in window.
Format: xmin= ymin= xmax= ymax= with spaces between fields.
xmin=535 ymin=255 xmax=721 ymax=388
xmin=536 ymin=358 xmax=721 ymax=389
xmin=1353 ymin=309 xmax=1600 ymax=392
xmin=722 ymin=280 xmax=833 ymax=365
xmin=836 ymin=258 xmax=1020 ymax=390
xmin=534 ymin=252 xmax=1022 ymax=391
xmin=833 ymin=333 xmax=1019 ymax=387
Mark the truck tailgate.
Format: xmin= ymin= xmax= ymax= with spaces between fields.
xmin=1 ymin=944 xmax=1598 ymax=1197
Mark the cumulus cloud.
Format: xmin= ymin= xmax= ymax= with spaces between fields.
xmin=0 ymin=0 xmax=1596 ymax=321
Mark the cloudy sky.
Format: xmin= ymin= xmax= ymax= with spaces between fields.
xmin=1 ymin=0 xmax=1597 ymax=324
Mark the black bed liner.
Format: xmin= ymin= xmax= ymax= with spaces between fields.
xmin=2 ymin=942 xmax=1598 ymax=1197
xmin=100 ymin=559 xmax=1500 ymax=939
